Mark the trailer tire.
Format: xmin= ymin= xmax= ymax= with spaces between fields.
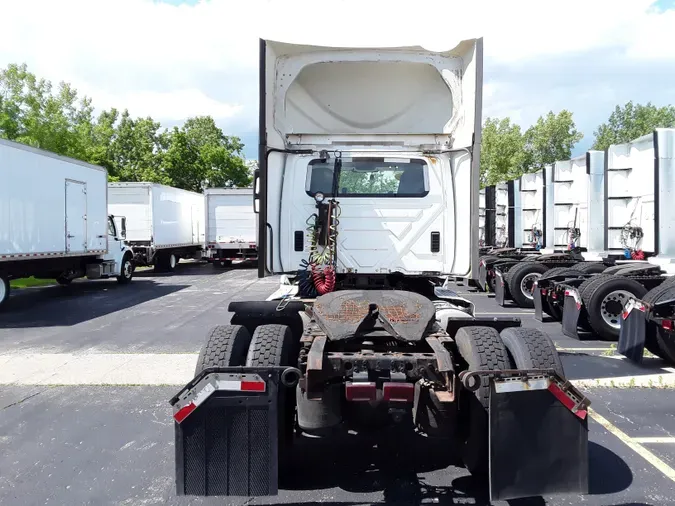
xmin=455 ymin=326 xmax=513 ymax=476
xmin=116 ymin=254 xmax=134 ymax=285
xmin=504 ymin=262 xmax=550 ymax=308
xmin=575 ymin=262 xmax=607 ymax=274
xmin=642 ymin=284 xmax=675 ymax=361
xmin=194 ymin=325 xmax=252 ymax=375
xmin=584 ymin=276 xmax=647 ymax=340
xmin=500 ymin=328 xmax=564 ymax=377
xmin=0 ymin=275 xmax=9 ymax=309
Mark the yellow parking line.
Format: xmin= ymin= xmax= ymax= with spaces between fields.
xmin=633 ymin=437 xmax=675 ymax=444
xmin=589 ymin=408 xmax=675 ymax=482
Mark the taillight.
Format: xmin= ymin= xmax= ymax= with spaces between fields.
xmin=345 ymin=382 xmax=377 ymax=401
xmin=542 ymin=289 xmax=548 ymax=296
xmin=382 ymin=382 xmax=414 ymax=402
xmin=663 ymin=319 xmax=674 ymax=331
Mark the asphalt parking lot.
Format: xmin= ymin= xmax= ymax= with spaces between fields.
xmin=1 ymin=264 xmax=675 ymax=505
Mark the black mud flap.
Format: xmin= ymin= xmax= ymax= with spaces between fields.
xmin=494 ymin=271 xmax=509 ymax=306
xmin=171 ymin=367 xmax=295 ymax=497
xmin=618 ymin=299 xmax=649 ymax=363
xmin=562 ymin=288 xmax=583 ymax=340
xmin=489 ymin=381 xmax=589 ymax=501
xmin=533 ymin=281 xmax=544 ymax=322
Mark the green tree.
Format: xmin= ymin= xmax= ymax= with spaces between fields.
xmin=1 ymin=62 xmax=251 ymax=192
xmin=522 ymin=110 xmax=583 ymax=172
xmin=164 ymin=116 xmax=250 ymax=192
xmin=480 ymin=117 xmax=526 ymax=186
xmin=592 ymin=101 xmax=675 ymax=150
xmin=109 ymin=110 xmax=169 ymax=184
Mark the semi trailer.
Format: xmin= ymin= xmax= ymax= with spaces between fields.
xmin=0 ymin=138 xmax=134 ymax=310
xmin=108 ymin=182 xmax=204 ymax=272
xmin=170 ymin=38 xmax=590 ymax=502
xmin=203 ymin=187 xmax=258 ymax=267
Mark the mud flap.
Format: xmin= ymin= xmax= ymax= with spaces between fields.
xmin=562 ymin=288 xmax=582 ymax=340
xmin=171 ymin=367 xmax=293 ymax=497
xmin=494 ymin=271 xmax=509 ymax=306
xmin=489 ymin=381 xmax=589 ymax=501
xmin=478 ymin=264 xmax=488 ymax=292
xmin=618 ymin=299 xmax=649 ymax=363
xmin=533 ymin=281 xmax=544 ymax=322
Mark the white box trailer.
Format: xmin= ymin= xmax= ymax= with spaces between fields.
xmin=0 ymin=138 xmax=134 ymax=310
xmin=204 ymin=188 xmax=258 ymax=267
xmin=107 ymin=182 xmax=204 ymax=272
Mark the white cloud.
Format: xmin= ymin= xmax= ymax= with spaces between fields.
xmin=1 ymin=0 xmax=674 ymax=157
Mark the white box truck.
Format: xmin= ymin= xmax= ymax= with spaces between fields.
xmin=203 ymin=187 xmax=258 ymax=267
xmin=0 ymin=138 xmax=134 ymax=310
xmin=107 ymin=182 xmax=204 ymax=272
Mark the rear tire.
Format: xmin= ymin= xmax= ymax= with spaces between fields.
xmin=584 ymin=276 xmax=647 ymax=340
xmin=166 ymin=252 xmax=178 ymax=272
xmin=0 ymin=275 xmax=9 ymax=309
xmin=504 ymin=262 xmax=550 ymax=308
xmin=195 ymin=324 xmax=252 ymax=375
xmin=56 ymin=277 xmax=72 ymax=286
xmin=500 ymin=327 xmax=564 ymax=377
xmin=246 ymin=324 xmax=297 ymax=459
xmin=575 ymin=262 xmax=608 ymax=274
xmin=642 ymin=284 xmax=675 ymax=361
xmin=454 ymin=326 xmax=513 ymax=476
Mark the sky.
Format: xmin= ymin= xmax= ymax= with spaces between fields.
xmin=1 ymin=0 xmax=674 ymax=160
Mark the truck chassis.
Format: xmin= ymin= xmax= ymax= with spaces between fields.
xmin=171 ymin=287 xmax=590 ymax=501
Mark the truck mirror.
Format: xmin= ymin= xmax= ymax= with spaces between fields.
xmin=253 ymin=168 xmax=260 ymax=214
xmin=113 ymin=215 xmax=127 ymax=240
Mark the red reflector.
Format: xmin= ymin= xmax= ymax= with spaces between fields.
xmin=548 ymin=383 xmax=586 ymax=420
xmin=241 ymin=380 xmax=266 ymax=392
xmin=382 ymin=382 xmax=414 ymax=402
xmin=345 ymin=382 xmax=377 ymax=401
xmin=663 ymin=319 xmax=674 ymax=331
xmin=174 ymin=402 xmax=196 ymax=423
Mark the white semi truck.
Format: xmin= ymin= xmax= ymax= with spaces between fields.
xmin=107 ymin=183 xmax=204 ymax=272
xmin=0 ymin=138 xmax=134 ymax=310
xmin=203 ymin=187 xmax=258 ymax=267
xmin=170 ymin=38 xmax=589 ymax=502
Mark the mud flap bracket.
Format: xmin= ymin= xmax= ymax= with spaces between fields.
xmin=488 ymin=376 xmax=589 ymax=501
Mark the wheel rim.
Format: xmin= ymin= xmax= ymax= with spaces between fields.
xmin=170 ymin=255 xmax=176 ymax=269
xmin=0 ymin=279 xmax=6 ymax=301
xmin=520 ymin=273 xmax=543 ymax=300
xmin=600 ymin=289 xmax=633 ymax=329
xmin=123 ymin=260 xmax=132 ymax=278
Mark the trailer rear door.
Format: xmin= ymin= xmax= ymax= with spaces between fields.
xmin=65 ymin=180 xmax=87 ymax=253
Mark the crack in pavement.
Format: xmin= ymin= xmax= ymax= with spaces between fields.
xmin=1 ymin=390 xmax=43 ymax=410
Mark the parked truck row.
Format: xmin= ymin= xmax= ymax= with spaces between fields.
xmin=0 ymin=138 xmax=259 ymax=310
xmin=473 ymin=128 xmax=675 ymax=365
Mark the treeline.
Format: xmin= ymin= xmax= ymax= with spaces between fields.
xmin=481 ymin=102 xmax=675 ymax=187
xmin=0 ymin=63 xmax=251 ymax=192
